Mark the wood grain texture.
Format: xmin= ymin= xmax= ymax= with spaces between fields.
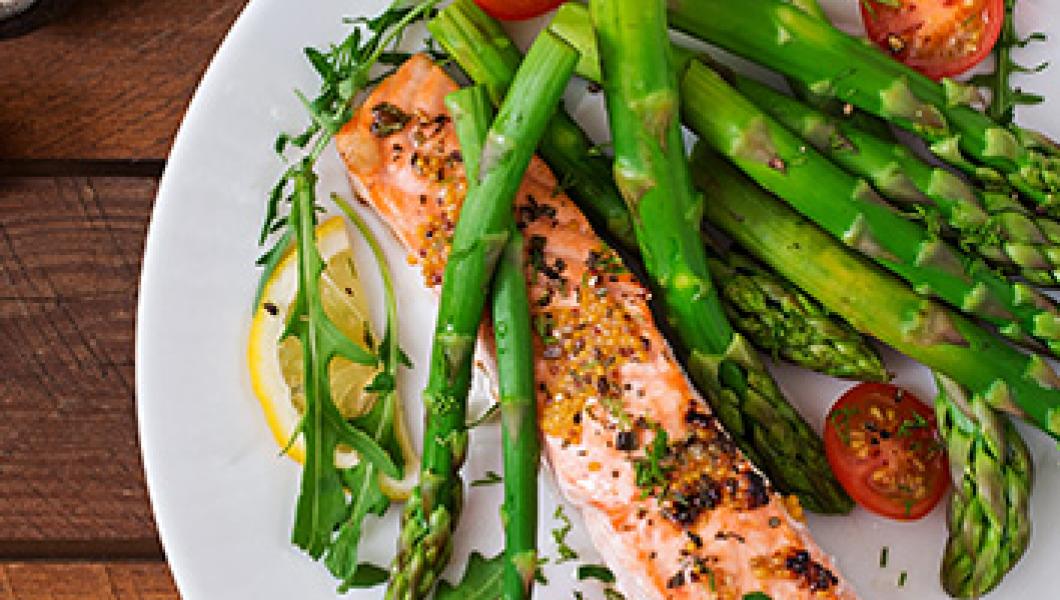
xmin=0 ymin=562 xmax=178 ymax=600
xmin=0 ymin=177 xmax=156 ymax=557
xmin=0 ymin=0 xmax=247 ymax=161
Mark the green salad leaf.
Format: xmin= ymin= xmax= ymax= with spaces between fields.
xmin=255 ymin=1 xmax=439 ymax=591
xmin=435 ymin=552 xmax=506 ymax=600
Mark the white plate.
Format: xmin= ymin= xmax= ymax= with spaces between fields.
xmin=136 ymin=1 xmax=1060 ymax=598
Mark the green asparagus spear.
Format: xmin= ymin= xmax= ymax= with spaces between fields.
xmin=780 ymin=0 xmax=897 ymax=142
xmin=590 ymin=0 xmax=850 ymax=513
xmin=680 ymin=60 xmax=1060 ymax=358
xmin=666 ymin=0 xmax=1060 ymax=213
xmin=692 ymin=144 xmax=1060 ymax=441
xmin=386 ymin=33 xmax=577 ymax=600
xmin=710 ymin=247 xmax=889 ymax=382
xmin=491 ymin=230 xmax=538 ymax=600
xmin=450 ymin=83 xmax=540 ymax=600
xmin=433 ymin=0 xmax=887 ymax=382
xmin=731 ymin=73 xmax=1060 ymax=288
xmin=784 ymin=0 xmax=824 ymax=18
xmin=545 ymin=6 xmax=1060 ymax=352
xmin=427 ymin=0 xmax=635 ymax=250
xmin=933 ymin=373 xmax=1033 ymax=598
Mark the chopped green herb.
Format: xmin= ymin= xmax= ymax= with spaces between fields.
xmin=603 ymin=589 xmax=627 ymax=600
xmin=470 ymin=470 xmax=503 ymax=487
xmin=742 ymin=593 xmax=772 ymax=600
xmin=829 ymin=405 xmax=860 ymax=444
xmin=577 ymin=564 xmax=616 ymax=584
xmin=879 ymin=546 xmax=889 ymax=568
xmin=600 ymin=395 xmax=632 ymax=429
xmin=586 ymin=247 xmax=628 ymax=275
xmin=534 ymin=556 xmax=550 ymax=585
xmin=898 ymin=570 xmax=908 ymax=587
xmin=467 ymin=402 xmax=500 ymax=429
xmin=533 ymin=313 xmax=558 ymax=346
xmin=552 ymin=506 xmax=578 ymax=563
xmin=633 ymin=423 xmax=672 ymax=496
xmin=895 ymin=412 xmax=929 ymax=437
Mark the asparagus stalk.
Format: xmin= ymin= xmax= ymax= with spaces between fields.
xmin=427 ymin=0 xmax=635 ymax=250
xmin=690 ymin=89 xmax=888 ymax=379
xmin=933 ymin=372 xmax=1033 ymax=598
xmin=590 ymin=0 xmax=850 ymax=513
xmin=433 ymin=0 xmax=887 ymax=382
xmin=547 ymin=0 xmax=1060 ymax=351
xmin=386 ymin=34 xmax=577 ymax=600
xmin=680 ymin=60 xmax=1060 ymax=358
xmin=545 ymin=7 xmax=1060 ymax=354
xmin=785 ymin=0 xmax=824 ymax=18
xmin=667 ymin=0 xmax=1060 ymax=213
xmin=710 ymin=247 xmax=889 ymax=382
xmin=450 ymin=83 xmax=540 ymax=600
xmin=692 ymin=144 xmax=1060 ymax=441
xmin=731 ymin=73 xmax=1060 ymax=288
xmin=780 ymin=0 xmax=897 ymax=142
xmin=491 ymin=230 xmax=538 ymax=600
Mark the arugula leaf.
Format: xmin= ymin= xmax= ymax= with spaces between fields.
xmin=323 ymin=195 xmax=411 ymax=589
xmin=342 ymin=562 xmax=390 ymax=588
xmin=970 ymin=0 xmax=1048 ymax=124
xmin=286 ymin=170 xmax=394 ymax=559
xmin=435 ymin=552 xmax=505 ymax=600
xmin=252 ymin=229 xmax=292 ymax=309
xmin=257 ymin=0 xmax=439 ymax=301
xmin=257 ymin=1 xmax=439 ymax=589
xmin=325 ymin=462 xmax=390 ymax=591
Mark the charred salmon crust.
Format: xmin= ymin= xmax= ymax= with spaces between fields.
xmin=336 ymin=54 xmax=858 ymax=600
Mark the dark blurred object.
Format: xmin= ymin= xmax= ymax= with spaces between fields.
xmin=0 ymin=0 xmax=73 ymax=39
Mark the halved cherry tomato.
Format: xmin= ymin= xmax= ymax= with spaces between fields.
xmin=823 ymin=382 xmax=948 ymax=520
xmin=473 ymin=0 xmax=564 ymax=21
xmin=860 ymin=0 xmax=1004 ymax=80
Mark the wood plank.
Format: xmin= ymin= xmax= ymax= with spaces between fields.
xmin=0 ymin=562 xmax=178 ymax=600
xmin=0 ymin=0 xmax=247 ymax=161
xmin=0 ymin=177 xmax=156 ymax=556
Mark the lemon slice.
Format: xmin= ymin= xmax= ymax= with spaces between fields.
xmin=248 ymin=216 xmax=418 ymax=499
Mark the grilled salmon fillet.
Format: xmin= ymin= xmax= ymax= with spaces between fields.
xmin=336 ymin=54 xmax=858 ymax=600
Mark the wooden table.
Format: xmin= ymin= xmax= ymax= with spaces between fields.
xmin=0 ymin=1 xmax=247 ymax=597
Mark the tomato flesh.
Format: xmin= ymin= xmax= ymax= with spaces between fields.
xmin=860 ymin=0 xmax=1004 ymax=80
xmin=823 ymin=383 xmax=948 ymax=520
xmin=473 ymin=0 xmax=564 ymax=21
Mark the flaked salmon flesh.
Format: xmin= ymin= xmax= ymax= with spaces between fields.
xmin=336 ymin=54 xmax=858 ymax=600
